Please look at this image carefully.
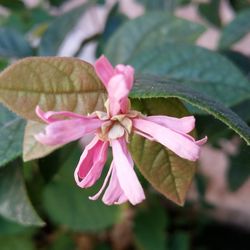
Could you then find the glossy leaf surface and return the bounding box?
[105,12,205,64]
[131,76,250,145]
[129,43,250,107]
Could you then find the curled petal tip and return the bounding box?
[35,106,48,123]
[196,136,208,146]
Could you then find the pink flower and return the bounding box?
[35,55,207,205]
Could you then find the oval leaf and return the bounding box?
[23,121,61,162]
[132,76,250,145]
[105,11,205,64]
[130,98,197,206]
[0,57,106,121]
[129,43,250,107]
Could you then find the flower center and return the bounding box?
[95,110,140,142]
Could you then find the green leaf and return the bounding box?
[232,100,250,123]
[48,233,76,250]
[104,11,205,64]
[38,143,77,183]
[135,0,176,10]
[229,0,250,12]
[43,145,121,232]
[132,76,250,145]
[130,98,197,205]
[134,199,168,250]
[219,8,250,49]
[170,232,190,250]
[44,180,120,231]
[198,0,221,27]
[222,50,250,77]
[0,57,106,121]
[228,143,250,191]
[0,59,8,71]
[129,43,250,107]
[3,8,51,34]
[39,4,88,56]
[0,216,30,235]
[0,104,25,167]
[0,28,33,58]
[0,161,44,226]
[0,0,25,10]
[0,235,35,250]
[23,121,61,162]
[48,0,69,7]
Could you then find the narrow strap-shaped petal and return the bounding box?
[146,115,195,134]
[112,138,145,205]
[94,55,114,88]
[133,118,202,161]
[74,136,109,188]
[102,161,128,205]
[35,118,102,146]
[89,163,113,201]
[36,106,93,123]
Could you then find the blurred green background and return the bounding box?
[0,0,250,249]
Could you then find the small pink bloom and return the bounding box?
[35,55,207,205]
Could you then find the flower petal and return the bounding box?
[102,161,128,205]
[108,74,131,115]
[108,74,134,115]
[74,136,109,188]
[112,138,145,205]
[196,136,208,146]
[146,115,195,134]
[94,55,114,88]
[89,163,113,201]
[35,117,102,146]
[133,118,203,161]
[114,64,134,90]
[36,106,94,123]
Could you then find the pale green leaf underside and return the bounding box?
[105,11,205,64]
[129,43,250,107]
[130,98,196,205]
[0,162,44,226]
[132,76,250,145]
[0,57,106,122]
[23,121,61,162]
